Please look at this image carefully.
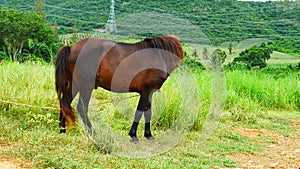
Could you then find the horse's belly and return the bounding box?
[96,72,134,93]
[97,66,168,93]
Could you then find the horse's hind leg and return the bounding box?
[77,88,94,135]
[59,86,78,133]
[59,111,66,133]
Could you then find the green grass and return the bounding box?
[226,70,299,110]
[0,61,299,168]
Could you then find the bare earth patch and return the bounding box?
[0,159,22,169]
[227,121,300,169]
[0,144,28,169]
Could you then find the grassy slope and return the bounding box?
[0,61,299,168]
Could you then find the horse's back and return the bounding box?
[68,38,116,65]
[67,38,118,89]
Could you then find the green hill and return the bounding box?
[0,0,299,55]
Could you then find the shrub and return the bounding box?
[183,57,205,71]
[225,61,248,70]
[210,49,227,69]
[0,51,7,61]
[231,43,272,69]
[0,9,60,62]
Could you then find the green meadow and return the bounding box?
[0,58,299,168]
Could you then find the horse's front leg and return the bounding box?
[128,109,143,143]
[144,90,154,140]
[128,91,154,143]
[144,107,154,140]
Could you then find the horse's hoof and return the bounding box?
[130,137,139,144]
[146,136,155,141]
[87,129,97,137]
[60,128,66,133]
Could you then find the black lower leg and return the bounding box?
[59,111,66,133]
[128,122,139,138]
[144,122,154,139]
[128,109,143,138]
[144,107,154,139]
[59,88,78,134]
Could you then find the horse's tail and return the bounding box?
[55,46,76,127]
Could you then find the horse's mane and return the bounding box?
[133,35,184,60]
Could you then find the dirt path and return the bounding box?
[228,120,300,168]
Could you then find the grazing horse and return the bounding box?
[55,35,184,143]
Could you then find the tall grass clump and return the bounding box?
[0,61,56,105]
[225,69,299,123]
[227,70,298,110]
[0,61,58,130]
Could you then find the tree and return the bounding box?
[202,47,208,59]
[228,41,233,54]
[71,20,78,42]
[232,43,272,69]
[192,49,198,58]
[34,0,46,20]
[0,9,59,62]
[210,49,227,69]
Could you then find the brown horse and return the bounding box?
[55,35,184,143]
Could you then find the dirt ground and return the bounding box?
[0,159,22,169]
[0,144,30,169]
[0,121,299,169]
[228,120,300,169]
